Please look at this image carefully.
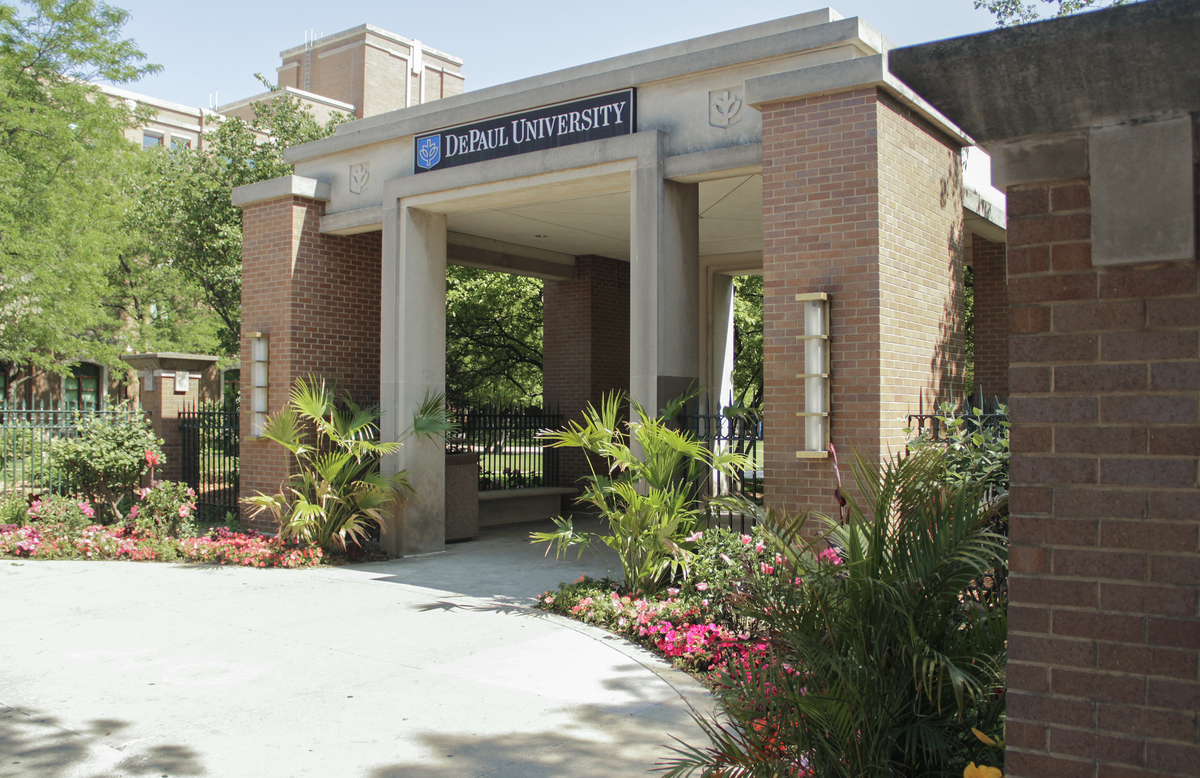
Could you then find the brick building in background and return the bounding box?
[892,1,1200,775]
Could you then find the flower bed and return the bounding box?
[0,520,324,568]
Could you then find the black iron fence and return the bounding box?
[178,405,239,522]
[1,403,145,497]
[676,412,764,533]
[447,406,562,491]
[906,395,1008,441]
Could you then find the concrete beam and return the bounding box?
[446,241,575,281]
[888,0,1200,143]
[990,134,1088,188]
[320,205,383,235]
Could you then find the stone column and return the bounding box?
[630,147,701,414]
[710,273,737,410]
[379,201,447,556]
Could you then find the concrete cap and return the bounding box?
[231,175,332,207]
[119,352,220,372]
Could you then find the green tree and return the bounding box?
[976,0,1128,26]
[730,274,763,412]
[0,0,158,386]
[130,78,348,355]
[445,266,543,407]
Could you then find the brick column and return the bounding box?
[1004,177,1200,778]
[543,255,630,500]
[239,193,382,533]
[760,87,965,520]
[972,233,1010,399]
[139,373,198,484]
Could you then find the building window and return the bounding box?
[142,131,163,149]
[795,293,830,458]
[65,363,101,410]
[170,136,191,151]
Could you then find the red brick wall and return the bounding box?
[1005,177,1200,778]
[761,87,964,521]
[543,255,630,500]
[973,234,1010,399]
[239,196,382,531]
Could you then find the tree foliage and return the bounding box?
[0,0,157,374]
[130,78,348,355]
[731,274,763,413]
[445,265,543,407]
[976,0,1127,26]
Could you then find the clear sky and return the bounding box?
[106,0,1000,110]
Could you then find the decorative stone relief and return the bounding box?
[349,163,370,194]
[709,87,744,129]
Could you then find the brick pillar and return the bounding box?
[972,233,1010,399]
[239,194,382,533]
[1004,178,1200,778]
[543,255,630,502]
[760,87,965,520]
[139,372,200,484]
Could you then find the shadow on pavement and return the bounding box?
[0,705,204,777]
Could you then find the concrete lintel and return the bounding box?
[990,134,1088,188]
[232,175,331,208]
[744,53,973,146]
[1091,115,1195,266]
[664,143,762,182]
[447,242,576,281]
[963,186,1007,243]
[382,130,661,207]
[286,14,881,163]
[320,205,383,235]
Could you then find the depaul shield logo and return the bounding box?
[416,135,441,170]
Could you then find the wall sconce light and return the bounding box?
[248,332,268,437]
[795,293,830,458]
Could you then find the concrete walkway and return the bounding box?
[0,519,713,777]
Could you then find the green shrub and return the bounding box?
[243,377,455,551]
[662,448,1008,777]
[49,405,162,523]
[0,494,29,526]
[531,391,752,595]
[130,480,197,540]
[24,494,97,534]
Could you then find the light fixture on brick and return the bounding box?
[795,293,830,458]
[248,333,269,437]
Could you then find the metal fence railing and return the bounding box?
[906,395,1008,441]
[446,406,562,491]
[676,412,764,533]
[178,405,240,522]
[0,403,146,497]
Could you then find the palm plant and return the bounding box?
[660,448,1008,777]
[531,391,751,595]
[243,377,455,551]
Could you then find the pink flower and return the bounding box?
[740,534,752,545]
[144,450,160,466]
[761,563,775,575]
[667,587,680,596]
[178,506,190,518]
[719,553,732,565]
[685,531,703,542]
[128,505,139,519]
[755,541,765,553]
[78,502,95,518]
[696,582,709,592]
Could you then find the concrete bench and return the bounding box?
[477,487,577,527]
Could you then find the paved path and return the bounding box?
[0,519,713,777]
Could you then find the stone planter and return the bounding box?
[444,453,480,542]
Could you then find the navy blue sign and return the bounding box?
[414,89,636,174]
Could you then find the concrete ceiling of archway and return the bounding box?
[445,174,762,261]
